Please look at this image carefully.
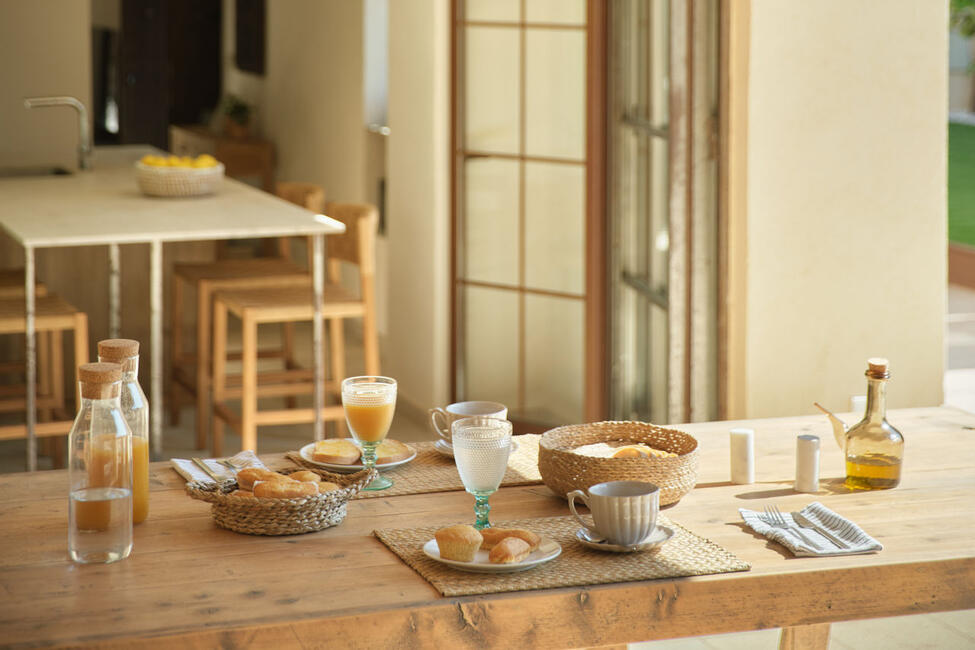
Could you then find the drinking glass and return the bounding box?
[341,376,397,491]
[451,417,513,529]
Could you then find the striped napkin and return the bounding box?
[739,502,883,557]
[170,450,265,484]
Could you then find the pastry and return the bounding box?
[479,527,541,552]
[253,479,318,498]
[434,524,483,562]
[289,470,322,483]
[237,467,290,490]
[612,444,676,459]
[376,439,412,464]
[489,537,531,564]
[318,481,342,492]
[313,439,361,465]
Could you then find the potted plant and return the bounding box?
[221,94,253,139]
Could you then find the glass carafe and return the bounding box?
[68,362,133,564]
[844,358,904,490]
[98,339,149,523]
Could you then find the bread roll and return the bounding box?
[612,444,676,459]
[479,528,541,551]
[229,489,255,498]
[253,479,318,498]
[434,524,483,562]
[289,470,322,483]
[237,468,290,490]
[313,439,361,465]
[376,439,412,464]
[318,481,341,492]
[489,537,531,564]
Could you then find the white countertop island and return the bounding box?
[0,145,344,469]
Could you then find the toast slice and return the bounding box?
[313,438,361,465]
[376,439,412,464]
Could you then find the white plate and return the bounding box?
[575,525,674,553]
[298,441,416,474]
[423,535,561,573]
[433,438,519,459]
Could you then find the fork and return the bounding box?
[217,458,241,475]
[763,505,819,549]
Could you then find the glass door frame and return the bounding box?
[448,0,609,429]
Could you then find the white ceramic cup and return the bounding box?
[428,401,507,444]
[567,481,660,547]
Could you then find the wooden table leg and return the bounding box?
[779,623,831,650]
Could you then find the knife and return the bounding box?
[792,510,850,549]
[192,457,223,482]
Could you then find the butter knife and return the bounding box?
[192,457,222,482]
[792,510,850,549]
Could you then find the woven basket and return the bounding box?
[538,421,699,506]
[135,162,225,197]
[185,466,375,535]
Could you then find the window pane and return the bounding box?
[525,28,585,160]
[526,0,586,25]
[524,294,584,424]
[465,26,520,154]
[462,286,520,408]
[465,0,519,23]
[464,158,520,285]
[524,161,585,294]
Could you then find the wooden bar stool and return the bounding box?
[0,294,89,463]
[210,202,379,455]
[168,182,325,450]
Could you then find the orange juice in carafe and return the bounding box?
[98,340,149,524]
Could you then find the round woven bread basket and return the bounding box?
[185,466,375,535]
[135,162,224,197]
[538,421,699,506]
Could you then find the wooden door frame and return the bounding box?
[448,1,609,429]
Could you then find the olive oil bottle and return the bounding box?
[844,358,904,490]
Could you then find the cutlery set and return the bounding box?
[761,505,849,550]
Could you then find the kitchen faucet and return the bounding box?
[24,96,92,170]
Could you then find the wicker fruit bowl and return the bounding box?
[135,161,225,197]
[538,421,699,506]
[185,466,375,535]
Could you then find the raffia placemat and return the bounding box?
[374,514,750,597]
[285,434,542,500]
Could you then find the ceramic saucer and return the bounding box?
[575,525,675,553]
[433,438,519,459]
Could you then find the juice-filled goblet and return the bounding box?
[452,416,512,529]
[341,376,397,491]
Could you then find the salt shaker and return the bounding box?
[795,434,820,493]
[730,428,755,484]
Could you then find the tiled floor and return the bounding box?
[1,290,973,648]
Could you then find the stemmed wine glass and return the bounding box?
[451,416,513,529]
[341,376,397,491]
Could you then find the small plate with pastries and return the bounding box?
[422,524,561,573]
[299,438,416,473]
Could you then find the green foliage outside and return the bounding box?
[950,123,975,247]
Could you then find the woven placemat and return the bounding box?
[374,514,750,597]
[285,435,542,500]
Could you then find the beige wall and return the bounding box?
[221,0,366,202]
[728,0,947,418]
[0,0,92,171]
[385,0,451,410]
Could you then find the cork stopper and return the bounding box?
[866,357,890,379]
[97,339,139,361]
[79,362,122,399]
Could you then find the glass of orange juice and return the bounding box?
[341,376,397,491]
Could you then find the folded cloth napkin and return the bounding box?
[170,450,266,484]
[739,502,883,557]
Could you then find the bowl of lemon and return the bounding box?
[135,154,225,197]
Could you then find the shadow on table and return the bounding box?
[694,478,851,500]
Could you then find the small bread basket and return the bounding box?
[185,466,375,535]
[538,421,699,506]
[135,162,225,197]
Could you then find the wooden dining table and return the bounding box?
[1,406,973,648]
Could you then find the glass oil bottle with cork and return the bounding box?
[97,339,149,524]
[816,357,904,490]
[68,362,133,564]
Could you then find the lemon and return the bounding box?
[140,155,164,166]
[166,155,182,167]
[179,156,195,167]
[193,154,218,168]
